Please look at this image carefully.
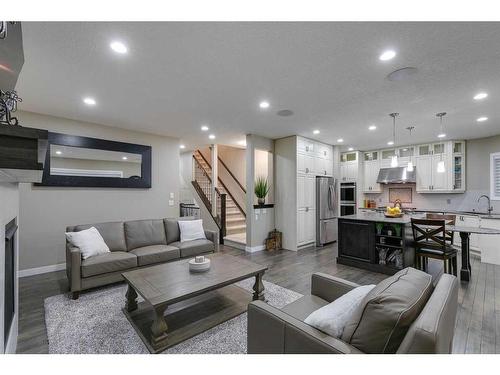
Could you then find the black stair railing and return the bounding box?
[192,154,226,244]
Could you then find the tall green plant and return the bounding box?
[254,177,270,199]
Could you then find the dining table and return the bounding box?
[447,224,500,282]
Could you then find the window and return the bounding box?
[491,152,500,200]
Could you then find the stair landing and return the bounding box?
[224,232,246,251]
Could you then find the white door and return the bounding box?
[305,209,316,243]
[453,215,484,251]
[297,152,306,174]
[297,174,306,209]
[479,219,500,265]
[305,175,316,208]
[314,156,326,176]
[363,161,380,192]
[431,156,448,191]
[416,156,432,191]
[325,158,333,176]
[297,209,306,245]
[346,163,358,181]
[340,164,348,182]
[363,162,372,192]
[305,154,315,174]
[459,215,480,251]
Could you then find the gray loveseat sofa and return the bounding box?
[248,268,458,354]
[66,217,218,299]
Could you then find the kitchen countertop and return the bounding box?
[342,213,500,233]
[341,212,416,224]
[358,207,500,220]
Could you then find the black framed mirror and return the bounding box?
[36,132,152,188]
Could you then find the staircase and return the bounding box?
[193,150,246,238]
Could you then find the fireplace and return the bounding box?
[4,218,17,350]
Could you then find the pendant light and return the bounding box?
[405,126,415,172]
[389,113,399,167]
[436,112,447,139]
[436,112,446,173]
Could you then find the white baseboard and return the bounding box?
[245,245,265,253]
[19,263,66,278]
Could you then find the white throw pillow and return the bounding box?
[178,219,206,242]
[65,227,110,260]
[304,284,376,338]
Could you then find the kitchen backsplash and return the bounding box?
[363,184,499,213]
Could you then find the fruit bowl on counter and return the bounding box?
[384,206,403,218]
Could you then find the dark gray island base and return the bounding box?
[337,213,415,275]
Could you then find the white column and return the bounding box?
[211,144,218,216]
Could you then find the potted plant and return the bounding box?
[254,177,270,206]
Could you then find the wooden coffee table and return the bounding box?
[122,253,267,353]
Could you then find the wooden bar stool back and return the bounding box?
[426,213,456,244]
[411,218,457,276]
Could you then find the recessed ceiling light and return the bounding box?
[313,129,320,135]
[201,125,209,131]
[110,41,128,54]
[55,150,62,155]
[387,141,394,146]
[437,133,446,138]
[122,156,128,160]
[237,140,246,146]
[477,116,488,122]
[209,134,216,140]
[83,97,96,106]
[379,50,396,61]
[348,147,354,151]
[179,144,186,149]
[337,138,344,143]
[473,92,488,100]
[369,125,377,131]
[259,101,270,109]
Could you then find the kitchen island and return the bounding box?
[337,212,417,275]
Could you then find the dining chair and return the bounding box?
[411,218,458,276]
[426,213,456,245]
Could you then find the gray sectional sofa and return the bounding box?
[247,268,458,354]
[66,217,218,299]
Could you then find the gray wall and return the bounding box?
[0,182,19,353]
[362,135,500,212]
[17,111,181,271]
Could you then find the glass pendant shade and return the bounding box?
[437,160,446,173]
[390,155,398,167]
[407,161,414,172]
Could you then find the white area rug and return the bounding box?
[44,279,302,354]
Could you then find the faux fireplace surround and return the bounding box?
[4,218,17,351]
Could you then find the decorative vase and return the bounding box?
[258,197,265,206]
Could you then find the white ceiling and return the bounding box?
[16,22,500,151]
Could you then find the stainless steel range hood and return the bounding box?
[376,167,416,184]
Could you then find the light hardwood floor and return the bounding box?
[16,243,500,353]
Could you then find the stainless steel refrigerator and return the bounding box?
[316,176,338,246]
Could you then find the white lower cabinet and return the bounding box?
[297,208,315,246]
[480,219,500,265]
[456,215,480,251]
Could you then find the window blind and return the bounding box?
[492,153,500,200]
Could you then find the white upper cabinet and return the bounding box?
[415,155,432,191]
[363,140,465,194]
[340,151,358,182]
[297,136,333,177]
[363,160,381,193]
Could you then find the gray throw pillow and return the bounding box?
[341,267,434,353]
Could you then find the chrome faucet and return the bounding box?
[477,195,493,215]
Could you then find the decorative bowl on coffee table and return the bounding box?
[189,256,211,272]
